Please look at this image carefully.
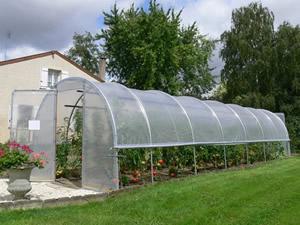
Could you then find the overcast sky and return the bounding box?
[1,0,300,76]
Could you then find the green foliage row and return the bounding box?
[118,143,285,172]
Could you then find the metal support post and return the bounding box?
[150,150,154,184]
[223,146,227,169]
[246,144,249,165]
[193,147,197,175]
[263,143,267,162]
[286,141,291,157]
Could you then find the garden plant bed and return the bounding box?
[120,159,271,188]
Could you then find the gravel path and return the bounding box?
[0,179,101,202]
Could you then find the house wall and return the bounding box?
[0,54,97,142]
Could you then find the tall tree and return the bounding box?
[220,2,276,110]
[98,1,214,96]
[275,22,300,111]
[274,22,300,149]
[219,2,300,151]
[66,32,101,74]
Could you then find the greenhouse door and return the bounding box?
[10,90,57,181]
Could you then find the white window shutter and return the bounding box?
[61,71,69,80]
[40,68,48,88]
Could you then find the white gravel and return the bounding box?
[0,179,101,202]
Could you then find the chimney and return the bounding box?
[98,56,106,82]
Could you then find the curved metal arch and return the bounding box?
[225,104,248,141]
[57,77,119,147]
[250,108,279,139]
[34,90,57,120]
[198,100,225,142]
[175,96,225,144]
[255,109,278,134]
[205,100,247,141]
[260,109,289,139]
[142,90,178,142]
[243,107,265,139]
[112,83,153,145]
[65,94,83,141]
[149,90,195,142]
[87,82,119,146]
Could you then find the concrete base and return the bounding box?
[0,179,106,210]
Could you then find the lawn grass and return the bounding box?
[0,157,300,225]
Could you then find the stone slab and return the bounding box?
[0,179,105,211]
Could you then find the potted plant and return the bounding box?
[0,141,47,200]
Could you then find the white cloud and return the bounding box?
[170,0,300,76]
[0,0,144,60]
[2,0,300,76]
[171,0,300,39]
[181,0,232,38]
[260,0,300,27]
[5,46,43,59]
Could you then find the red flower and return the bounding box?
[170,173,176,177]
[0,149,5,158]
[158,159,164,165]
[40,159,47,167]
[21,145,33,154]
[32,152,41,159]
[40,151,48,157]
[1,142,48,170]
[8,141,20,148]
[131,177,139,183]
[152,169,158,176]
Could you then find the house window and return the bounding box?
[40,68,69,89]
[48,69,61,88]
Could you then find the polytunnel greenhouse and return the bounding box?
[9,77,290,191]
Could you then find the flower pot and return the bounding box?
[7,166,34,200]
[8,166,33,183]
[7,179,32,200]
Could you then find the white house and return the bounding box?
[0,50,103,142]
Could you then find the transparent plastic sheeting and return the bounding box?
[10,90,56,181]
[57,78,289,149]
